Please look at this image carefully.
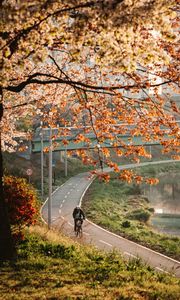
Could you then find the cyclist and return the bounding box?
[72,206,85,232]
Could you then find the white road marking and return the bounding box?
[87,218,180,267]
[64,195,67,198]
[59,209,61,214]
[68,222,73,227]
[52,187,60,195]
[61,216,64,220]
[62,199,65,203]
[67,191,70,194]
[124,252,137,258]
[155,267,170,274]
[60,204,63,208]
[99,240,112,247]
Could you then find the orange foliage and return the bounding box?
[0,0,179,185]
[3,176,39,242]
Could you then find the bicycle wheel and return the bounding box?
[78,226,82,238]
[75,220,82,237]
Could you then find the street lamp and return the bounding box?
[48,127,52,229]
[64,124,67,177]
[40,122,44,200]
[64,143,67,177]
[97,143,104,169]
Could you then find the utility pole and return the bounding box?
[40,123,44,200]
[48,127,52,229]
[64,125,67,177]
[65,146,67,177]
[149,145,152,160]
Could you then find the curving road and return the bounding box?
[41,161,180,277]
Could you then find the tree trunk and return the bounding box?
[0,98,16,261]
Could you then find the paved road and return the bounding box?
[41,161,180,277]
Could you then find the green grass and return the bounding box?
[0,225,180,300]
[134,161,180,177]
[82,166,180,261]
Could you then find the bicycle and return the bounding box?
[75,219,83,237]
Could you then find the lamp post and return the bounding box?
[48,127,52,229]
[150,145,152,160]
[40,122,44,200]
[64,145,67,177]
[64,124,67,177]
[97,143,104,169]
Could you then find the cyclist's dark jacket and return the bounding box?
[73,207,85,220]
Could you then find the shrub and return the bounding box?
[3,176,39,242]
[128,209,151,223]
[148,207,155,213]
[39,243,76,259]
[121,220,131,228]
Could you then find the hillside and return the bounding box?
[0,225,180,300]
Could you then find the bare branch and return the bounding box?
[4,71,173,94]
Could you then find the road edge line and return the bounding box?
[86,218,180,265]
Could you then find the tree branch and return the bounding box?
[4,71,173,94]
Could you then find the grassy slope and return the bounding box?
[0,225,180,300]
[2,154,180,298]
[82,164,180,261]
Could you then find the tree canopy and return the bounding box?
[1,0,179,165]
[0,0,179,260]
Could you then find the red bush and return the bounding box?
[3,176,39,241]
